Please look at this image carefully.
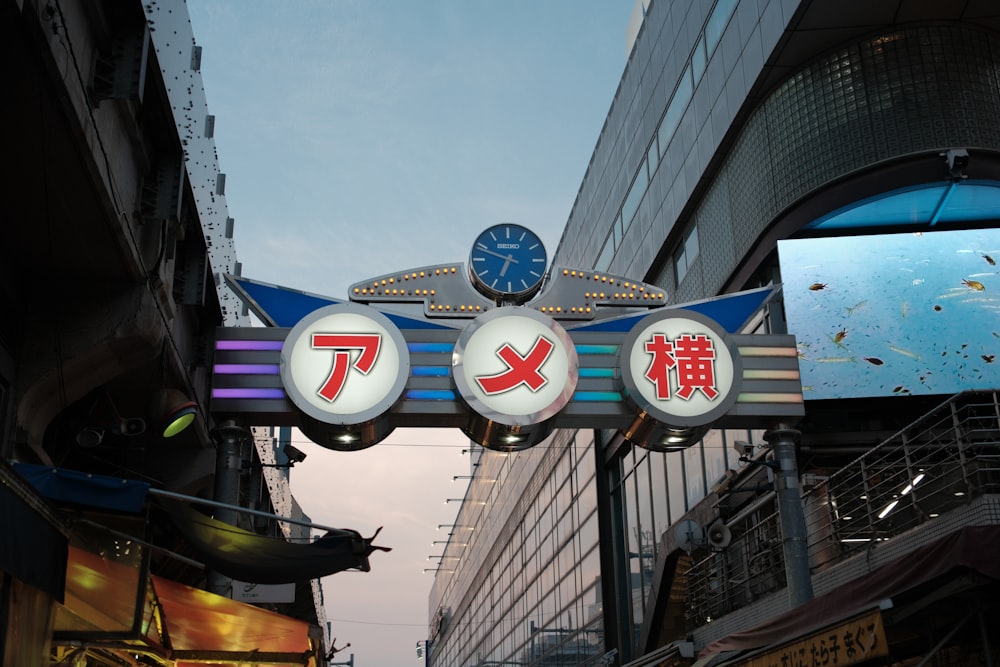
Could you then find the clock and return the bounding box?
[469,224,548,302]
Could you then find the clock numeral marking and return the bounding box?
[490,278,499,289]
[507,281,513,293]
[529,270,541,278]
[531,258,545,263]
[528,242,539,250]
[520,279,529,289]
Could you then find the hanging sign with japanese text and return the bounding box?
[619,309,741,428]
[452,308,578,449]
[279,303,409,448]
[214,231,803,453]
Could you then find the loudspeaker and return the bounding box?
[707,521,732,549]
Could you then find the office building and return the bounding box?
[428,1,1000,666]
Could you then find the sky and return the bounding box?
[186,2,633,665]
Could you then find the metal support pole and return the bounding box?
[765,424,814,608]
[208,420,248,596]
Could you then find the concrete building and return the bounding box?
[1,1,331,664]
[428,1,1000,666]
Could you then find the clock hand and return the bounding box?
[478,247,520,263]
[499,255,513,277]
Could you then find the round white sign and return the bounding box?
[453,308,578,426]
[280,304,409,425]
[620,310,741,427]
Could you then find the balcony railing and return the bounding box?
[685,390,1000,629]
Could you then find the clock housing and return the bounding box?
[469,224,547,303]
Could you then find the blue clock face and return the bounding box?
[469,224,547,301]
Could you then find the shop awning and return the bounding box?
[150,574,318,666]
[14,462,389,584]
[0,459,68,600]
[56,541,320,665]
[698,524,1000,662]
[13,461,149,513]
[154,496,389,584]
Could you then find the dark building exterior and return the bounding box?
[428,2,1000,666]
[2,1,330,664]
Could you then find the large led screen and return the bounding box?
[778,229,1000,400]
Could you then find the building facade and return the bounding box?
[1,1,331,664]
[428,1,1000,665]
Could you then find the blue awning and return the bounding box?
[13,462,149,513]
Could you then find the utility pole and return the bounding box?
[765,423,814,608]
[208,420,248,597]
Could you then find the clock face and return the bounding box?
[469,224,547,301]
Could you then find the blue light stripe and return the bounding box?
[412,366,450,377]
[573,391,623,402]
[575,344,619,355]
[579,368,615,379]
[406,389,457,400]
[408,342,454,354]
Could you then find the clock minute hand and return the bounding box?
[477,247,521,263]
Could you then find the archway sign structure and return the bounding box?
[213,224,803,452]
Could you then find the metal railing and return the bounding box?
[685,391,1000,628]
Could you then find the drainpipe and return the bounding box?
[765,423,814,608]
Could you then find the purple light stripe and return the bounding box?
[216,340,284,351]
[213,364,280,375]
[212,388,286,399]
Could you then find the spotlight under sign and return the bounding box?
[452,307,578,451]
[279,303,409,450]
[212,226,803,452]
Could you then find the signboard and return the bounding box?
[735,609,888,667]
[620,310,741,427]
[231,580,296,604]
[452,308,578,449]
[779,228,1000,400]
[213,227,803,452]
[281,303,409,424]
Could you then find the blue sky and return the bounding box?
[187,2,633,665]
[191,1,632,299]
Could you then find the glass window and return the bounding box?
[646,137,659,180]
[621,171,646,229]
[684,441,707,508]
[625,478,644,625]
[667,450,688,519]
[692,35,707,82]
[657,64,693,155]
[635,455,656,590]
[674,223,700,283]
[703,429,728,493]
[596,234,614,272]
[705,0,737,54]
[650,452,670,546]
[686,224,700,259]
